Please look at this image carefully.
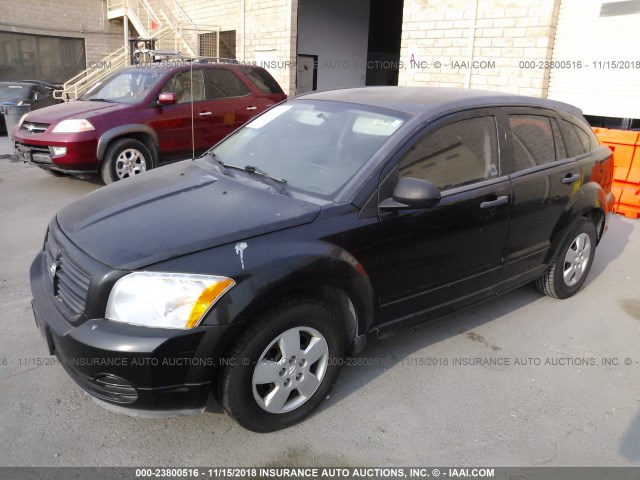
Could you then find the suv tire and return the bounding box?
[101,138,153,184]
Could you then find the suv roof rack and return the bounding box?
[189,57,239,64]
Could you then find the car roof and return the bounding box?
[296,86,584,119]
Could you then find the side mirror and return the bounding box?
[379,177,441,211]
[157,92,177,105]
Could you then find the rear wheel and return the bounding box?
[220,298,344,432]
[101,138,152,184]
[536,218,597,299]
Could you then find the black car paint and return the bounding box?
[30,87,613,413]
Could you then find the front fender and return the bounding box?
[97,124,159,162]
[149,237,376,340]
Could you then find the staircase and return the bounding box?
[54,0,216,100]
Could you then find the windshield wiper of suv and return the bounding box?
[87,98,118,103]
[205,151,288,195]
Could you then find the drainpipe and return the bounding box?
[241,0,245,61]
[464,0,478,89]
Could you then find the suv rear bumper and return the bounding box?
[30,250,236,414]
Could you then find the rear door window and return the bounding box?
[508,115,556,171]
[204,69,250,99]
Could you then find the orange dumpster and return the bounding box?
[592,127,640,219]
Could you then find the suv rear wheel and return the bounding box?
[220,298,344,432]
[101,138,153,184]
[536,218,597,299]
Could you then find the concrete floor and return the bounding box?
[0,134,639,467]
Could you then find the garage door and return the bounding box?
[548,0,640,118]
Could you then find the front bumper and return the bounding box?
[13,129,99,172]
[30,248,237,414]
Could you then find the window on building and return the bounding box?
[0,31,85,82]
[199,31,236,59]
[509,115,556,170]
[399,116,499,190]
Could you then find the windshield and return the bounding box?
[81,70,165,103]
[212,101,407,197]
[0,83,31,100]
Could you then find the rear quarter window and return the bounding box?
[559,119,590,157]
[240,67,284,95]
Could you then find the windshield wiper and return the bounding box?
[87,98,118,103]
[205,151,288,195]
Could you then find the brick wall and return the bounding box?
[1,0,123,70]
[151,0,297,96]
[399,0,561,98]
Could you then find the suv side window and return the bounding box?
[509,115,556,171]
[240,67,284,94]
[398,116,499,190]
[204,69,250,99]
[161,70,205,103]
[559,119,587,157]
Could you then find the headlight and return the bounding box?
[52,119,95,133]
[105,272,234,329]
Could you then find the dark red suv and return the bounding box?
[12,63,286,183]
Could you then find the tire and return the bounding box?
[100,138,153,184]
[220,297,344,432]
[536,218,597,299]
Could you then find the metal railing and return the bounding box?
[54,0,219,100]
[53,46,128,100]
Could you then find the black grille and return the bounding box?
[15,142,51,155]
[21,122,50,134]
[45,229,91,318]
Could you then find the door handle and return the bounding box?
[561,173,580,185]
[480,195,509,209]
[199,111,212,117]
[246,106,257,111]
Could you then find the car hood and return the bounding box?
[23,100,128,124]
[56,160,321,270]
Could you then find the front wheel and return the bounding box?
[100,138,153,184]
[220,298,344,432]
[536,218,597,299]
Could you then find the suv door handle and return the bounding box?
[561,173,580,185]
[199,111,212,117]
[480,195,509,209]
[246,106,257,111]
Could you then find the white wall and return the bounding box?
[297,0,370,91]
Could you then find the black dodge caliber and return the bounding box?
[31,87,614,432]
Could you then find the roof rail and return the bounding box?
[189,57,239,64]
